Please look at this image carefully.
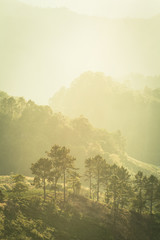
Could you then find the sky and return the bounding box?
[0,0,160,105]
[21,0,160,18]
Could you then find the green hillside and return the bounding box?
[1,175,160,240]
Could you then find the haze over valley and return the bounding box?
[1,1,160,239]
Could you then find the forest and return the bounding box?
[1,0,160,239]
[50,71,160,165]
[0,90,160,239]
[0,90,125,175]
[0,144,160,239]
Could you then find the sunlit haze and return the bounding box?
[0,0,160,104]
[1,2,160,237]
[21,0,160,18]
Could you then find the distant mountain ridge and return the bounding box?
[1,0,160,104]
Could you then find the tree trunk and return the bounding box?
[97,169,99,202]
[139,189,142,215]
[54,178,57,200]
[43,177,46,202]
[64,170,66,202]
[150,196,153,215]
[113,184,117,224]
[90,175,92,199]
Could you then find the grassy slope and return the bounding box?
[110,154,160,177]
[1,176,160,240]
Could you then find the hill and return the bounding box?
[111,154,160,177]
[0,90,124,175]
[0,90,160,177]
[1,188,160,240]
[50,71,160,166]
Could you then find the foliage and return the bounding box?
[0,91,124,176]
[11,174,28,196]
[31,158,52,201]
[50,72,160,166]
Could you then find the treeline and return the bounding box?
[0,90,125,175]
[31,144,160,218]
[1,145,160,239]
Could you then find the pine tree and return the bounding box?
[68,170,81,196]
[133,171,146,214]
[103,163,111,205]
[47,145,63,200]
[145,174,158,215]
[12,174,28,197]
[108,165,131,222]
[84,157,94,199]
[117,166,131,209]
[47,145,76,202]
[59,147,76,202]
[92,155,106,202]
[31,158,52,202]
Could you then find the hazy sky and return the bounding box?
[0,0,160,105]
[21,0,160,18]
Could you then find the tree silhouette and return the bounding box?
[59,147,76,202]
[47,145,63,200]
[12,174,28,197]
[31,158,52,202]
[92,155,106,202]
[68,170,81,196]
[133,171,146,214]
[145,175,158,215]
[84,157,94,199]
[47,145,76,202]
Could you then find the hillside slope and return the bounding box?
[110,154,160,177]
[50,72,160,166]
[0,90,160,178]
[0,91,124,175]
[1,191,160,240]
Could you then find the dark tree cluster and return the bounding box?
[31,145,80,202]
[84,155,160,218]
[30,145,160,219]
